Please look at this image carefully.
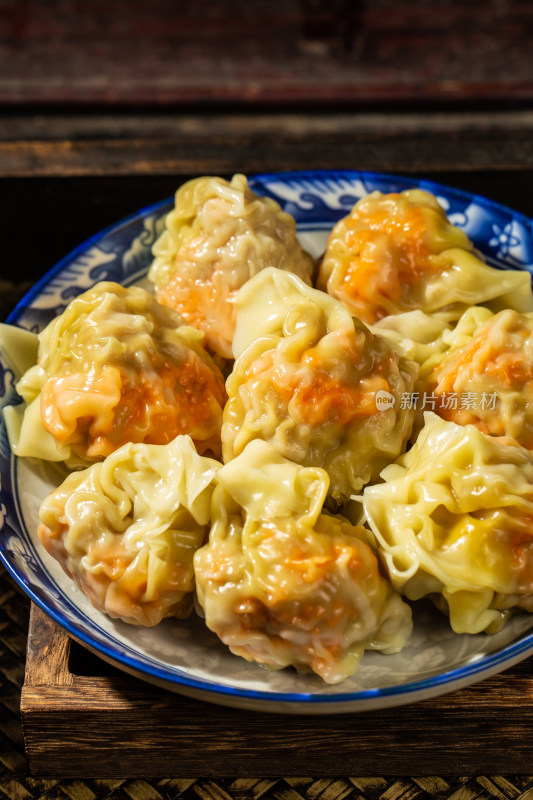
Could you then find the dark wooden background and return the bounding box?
[0,0,532,291]
[1,0,532,106]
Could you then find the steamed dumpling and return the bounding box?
[363,412,533,634]
[194,440,412,684]
[148,174,315,359]
[370,309,452,374]
[38,435,220,626]
[223,268,418,504]
[424,308,533,448]
[318,189,532,324]
[6,282,227,466]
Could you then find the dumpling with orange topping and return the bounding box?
[424,307,533,448]
[194,440,413,684]
[5,282,227,467]
[317,189,533,324]
[222,268,417,505]
[148,174,315,359]
[363,413,533,634]
[38,435,220,626]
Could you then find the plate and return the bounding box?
[2,169,533,714]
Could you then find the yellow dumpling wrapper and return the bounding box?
[194,440,412,684]
[5,282,227,467]
[318,189,533,324]
[424,307,533,448]
[223,267,418,504]
[38,435,220,626]
[148,174,315,359]
[363,412,533,634]
[370,309,452,376]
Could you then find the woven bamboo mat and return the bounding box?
[2,565,533,798]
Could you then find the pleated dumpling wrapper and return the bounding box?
[38,435,220,626]
[424,307,533,448]
[148,174,315,359]
[194,440,413,684]
[363,412,533,634]
[223,267,418,505]
[369,310,452,376]
[4,282,227,468]
[318,189,533,324]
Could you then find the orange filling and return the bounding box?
[41,354,227,460]
[437,334,533,391]
[431,323,533,445]
[246,331,393,428]
[156,266,235,357]
[331,201,436,322]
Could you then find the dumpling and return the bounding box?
[38,435,220,626]
[5,282,227,466]
[194,440,413,684]
[148,174,315,359]
[426,308,533,448]
[223,267,418,504]
[370,309,452,374]
[363,412,533,634]
[317,189,533,324]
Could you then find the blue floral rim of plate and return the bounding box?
[0,169,532,713]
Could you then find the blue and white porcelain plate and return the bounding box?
[1,170,533,714]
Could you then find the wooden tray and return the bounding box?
[21,603,533,778]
